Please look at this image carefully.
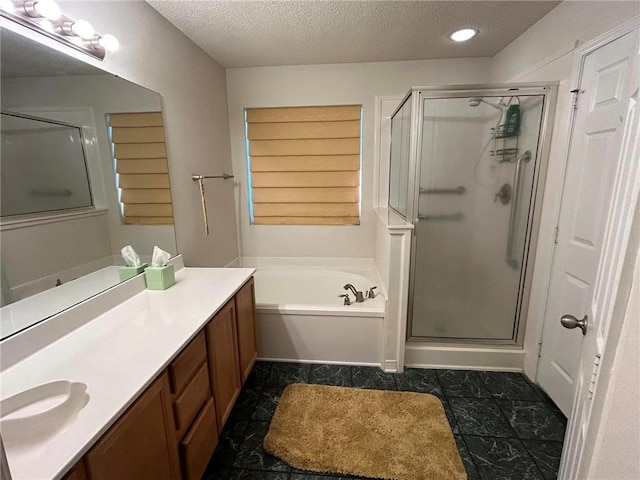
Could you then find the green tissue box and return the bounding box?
[119,263,148,281]
[144,264,176,290]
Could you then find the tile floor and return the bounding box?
[203,362,567,480]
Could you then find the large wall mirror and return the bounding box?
[0,28,177,340]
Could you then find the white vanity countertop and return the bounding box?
[0,267,255,480]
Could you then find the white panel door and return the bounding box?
[537,27,639,421]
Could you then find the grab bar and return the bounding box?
[506,151,531,269]
[419,186,466,195]
[417,213,464,221]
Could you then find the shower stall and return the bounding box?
[389,84,556,345]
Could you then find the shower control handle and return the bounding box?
[560,314,588,335]
[338,294,351,306]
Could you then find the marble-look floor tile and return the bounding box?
[231,387,262,421]
[266,362,311,387]
[252,387,283,422]
[227,469,290,480]
[522,440,563,480]
[209,419,250,467]
[498,400,566,441]
[245,362,273,387]
[203,466,230,480]
[437,370,492,398]
[464,435,544,480]
[351,366,396,390]
[233,421,291,472]
[309,364,352,386]
[395,368,442,396]
[454,435,480,480]
[441,397,459,434]
[449,397,515,437]
[478,372,543,401]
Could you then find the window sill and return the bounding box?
[0,207,108,232]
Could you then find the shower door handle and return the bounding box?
[505,150,531,269]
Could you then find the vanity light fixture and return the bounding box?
[0,0,119,60]
[95,33,119,52]
[61,19,94,40]
[449,28,478,42]
[24,0,60,20]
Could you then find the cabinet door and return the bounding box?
[85,372,180,480]
[235,277,258,384]
[205,299,241,431]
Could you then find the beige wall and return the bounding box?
[226,58,491,258]
[491,1,640,82]
[24,1,239,266]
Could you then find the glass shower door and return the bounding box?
[410,94,545,341]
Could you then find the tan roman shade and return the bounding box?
[108,112,174,225]
[246,105,361,225]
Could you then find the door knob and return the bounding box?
[560,314,588,335]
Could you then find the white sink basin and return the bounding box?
[0,381,89,455]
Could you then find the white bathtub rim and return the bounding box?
[241,256,376,270]
[256,303,385,317]
[242,256,388,300]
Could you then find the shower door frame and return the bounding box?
[395,83,558,346]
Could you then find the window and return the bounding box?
[245,105,361,225]
[107,112,174,225]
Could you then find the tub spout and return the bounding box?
[344,284,364,303]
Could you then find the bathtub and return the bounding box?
[249,264,386,366]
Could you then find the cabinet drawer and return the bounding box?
[173,362,210,435]
[169,331,206,394]
[180,398,218,480]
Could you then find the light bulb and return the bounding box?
[33,0,60,20]
[98,34,119,52]
[449,28,478,42]
[71,19,94,39]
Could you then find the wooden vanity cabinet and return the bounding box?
[84,371,181,480]
[61,461,87,480]
[235,277,258,384]
[205,299,241,431]
[66,276,257,480]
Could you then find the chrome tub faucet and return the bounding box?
[344,284,364,303]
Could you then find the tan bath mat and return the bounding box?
[263,383,467,480]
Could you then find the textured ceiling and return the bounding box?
[1,29,104,78]
[147,1,560,68]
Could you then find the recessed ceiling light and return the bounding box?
[449,28,478,42]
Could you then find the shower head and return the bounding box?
[468,97,507,111]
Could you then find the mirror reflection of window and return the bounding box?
[0,112,93,217]
[106,112,174,225]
